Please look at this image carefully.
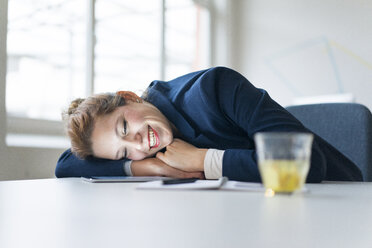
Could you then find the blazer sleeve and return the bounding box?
[55,149,127,178]
[202,67,327,183]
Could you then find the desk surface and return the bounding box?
[0,178,372,248]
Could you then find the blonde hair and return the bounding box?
[63,93,126,159]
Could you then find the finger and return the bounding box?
[160,165,189,178]
[157,150,176,163]
[155,152,166,162]
[165,142,176,151]
[170,139,185,148]
[166,168,204,179]
[184,171,204,179]
[155,161,196,178]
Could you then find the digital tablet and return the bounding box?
[81,176,173,183]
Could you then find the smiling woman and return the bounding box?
[89,92,174,161]
[63,90,203,179]
[56,67,363,182]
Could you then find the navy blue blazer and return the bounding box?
[56,67,362,182]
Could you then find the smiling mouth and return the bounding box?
[148,125,159,149]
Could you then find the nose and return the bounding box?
[123,132,146,152]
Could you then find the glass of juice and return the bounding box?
[254,132,314,194]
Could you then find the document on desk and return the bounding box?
[221,181,265,192]
[137,177,265,191]
[137,177,228,190]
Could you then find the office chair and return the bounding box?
[286,103,372,182]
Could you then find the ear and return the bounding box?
[116,91,142,103]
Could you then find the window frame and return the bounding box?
[4,0,212,145]
[0,0,8,145]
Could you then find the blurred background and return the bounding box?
[0,0,371,180]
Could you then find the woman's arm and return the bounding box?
[55,149,203,178]
[55,149,128,178]
[131,157,204,178]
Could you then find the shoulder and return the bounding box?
[195,66,254,91]
[171,66,259,99]
[147,66,246,92]
[191,67,264,108]
[145,66,264,108]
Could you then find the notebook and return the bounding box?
[81,176,173,183]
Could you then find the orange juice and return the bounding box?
[259,160,309,193]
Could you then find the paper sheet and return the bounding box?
[221,181,265,192]
[137,177,227,190]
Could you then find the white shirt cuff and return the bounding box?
[123,160,133,176]
[204,149,225,179]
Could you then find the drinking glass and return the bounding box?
[254,132,314,193]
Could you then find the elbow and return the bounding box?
[55,160,68,178]
[55,149,73,178]
[55,161,68,178]
[55,167,64,178]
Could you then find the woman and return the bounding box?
[56,67,362,182]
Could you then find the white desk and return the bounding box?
[0,178,372,248]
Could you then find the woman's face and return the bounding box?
[91,101,174,160]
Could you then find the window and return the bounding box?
[94,0,210,94]
[165,0,210,80]
[94,0,162,94]
[6,0,87,121]
[6,0,211,132]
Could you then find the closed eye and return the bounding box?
[123,119,127,135]
[123,148,127,159]
[121,118,128,159]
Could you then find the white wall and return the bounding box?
[230,0,372,109]
[2,147,65,180]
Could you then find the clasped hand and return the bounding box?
[131,139,207,179]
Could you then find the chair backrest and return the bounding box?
[286,103,372,181]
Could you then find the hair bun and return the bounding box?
[67,98,85,115]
